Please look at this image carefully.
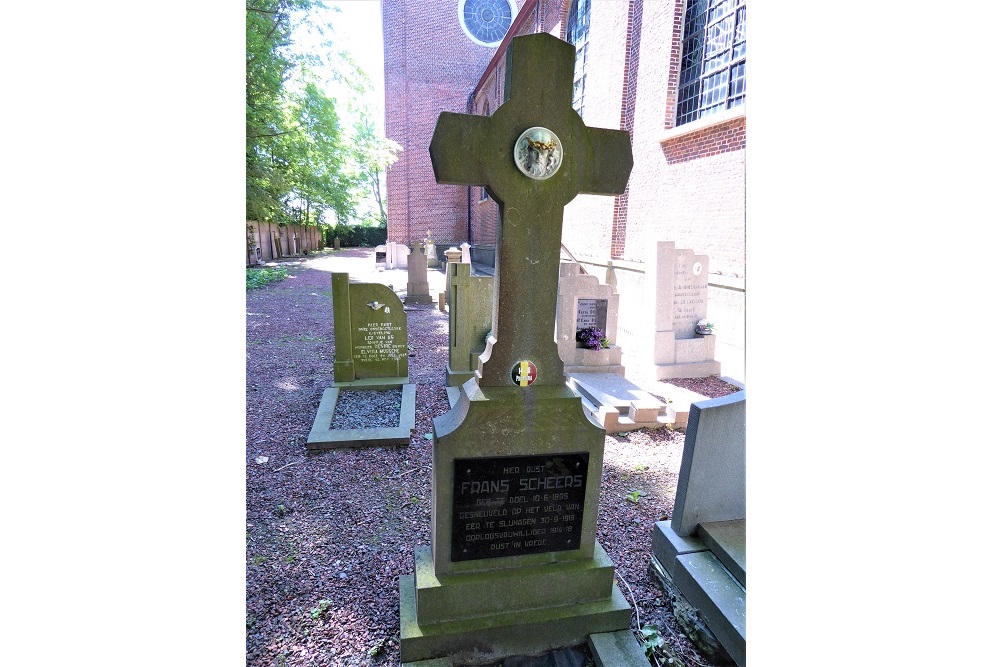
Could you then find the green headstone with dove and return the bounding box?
[398,33,641,665]
[306,272,415,452]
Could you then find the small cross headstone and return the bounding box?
[399,33,634,664]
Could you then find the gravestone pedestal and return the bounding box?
[406,241,434,305]
[399,383,632,664]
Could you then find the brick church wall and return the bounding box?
[383,1,526,247]
[383,0,746,377]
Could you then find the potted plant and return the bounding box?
[695,319,715,335]
[576,327,610,351]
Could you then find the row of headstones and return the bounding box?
[334,237,722,433]
[445,241,721,385]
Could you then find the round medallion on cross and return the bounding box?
[514,127,563,181]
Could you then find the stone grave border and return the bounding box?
[306,378,416,452]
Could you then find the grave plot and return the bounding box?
[307,272,416,451]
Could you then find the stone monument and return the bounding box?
[618,241,721,379]
[405,241,434,305]
[398,33,644,666]
[444,263,493,387]
[307,272,415,451]
[423,230,438,268]
[442,246,463,307]
[556,261,623,376]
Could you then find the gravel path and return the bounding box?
[246,248,741,667]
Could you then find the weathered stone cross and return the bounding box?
[429,33,632,388]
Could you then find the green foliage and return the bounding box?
[626,489,646,503]
[640,624,665,659]
[324,222,387,248]
[247,2,400,229]
[246,266,290,289]
[367,637,388,659]
[309,599,333,619]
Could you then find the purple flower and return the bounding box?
[576,327,606,351]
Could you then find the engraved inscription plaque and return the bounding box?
[575,298,608,332]
[451,453,589,561]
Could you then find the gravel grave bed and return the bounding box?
[246,249,741,667]
[331,389,403,429]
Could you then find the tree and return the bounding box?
[246,0,315,223]
[281,74,359,225]
[350,111,401,227]
[247,1,399,229]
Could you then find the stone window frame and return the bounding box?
[676,0,746,127]
[458,0,518,47]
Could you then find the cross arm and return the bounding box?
[428,112,493,186]
[577,127,633,196]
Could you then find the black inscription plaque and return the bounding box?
[451,452,589,562]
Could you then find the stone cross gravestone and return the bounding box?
[398,33,635,665]
[307,272,415,451]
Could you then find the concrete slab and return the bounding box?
[650,521,707,581]
[588,630,650,667]
[674,551,745,667]
[698,519,745,587]
[565,373,672,433]
[402,659,452,667]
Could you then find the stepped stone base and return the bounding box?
[445,364,476,387]
[566,373,674,433]
[400,543,632,665]
[650,520,745,667]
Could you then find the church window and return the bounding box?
[567,0,591,117]
[459,0,517,47]
[676,0,746,127]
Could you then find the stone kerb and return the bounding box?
[446,263,494,386]
[308,272,415,451]
[556,261,624,376]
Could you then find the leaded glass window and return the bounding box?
[459,0,517,47]
[567,0,591,117]
[676,0,746,126]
